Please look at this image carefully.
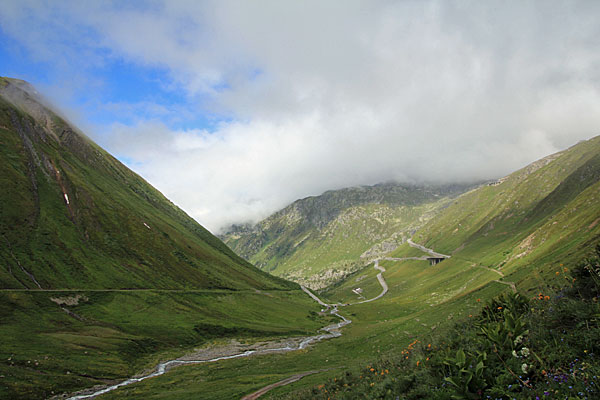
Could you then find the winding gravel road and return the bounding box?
[353,260,388,304]
[407,238,451,259]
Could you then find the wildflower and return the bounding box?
[427,344,431,348]
[512,350,519,358]
[476,298,481,302]
[556,271,560,276]
[370,368,374,372]
[544,296,550,301]
[426,357,429,361]
[385,369,389,374]
[521,363,529,374]
[514,335,523,345]
[520,347,530,357]
[563,267,568,272]
[497,306,503,310]
[469,314,473,318]
[416,361,420,367]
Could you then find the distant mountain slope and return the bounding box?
[395,135,600,286]
[0,77,293,290]
[221,183,473,288]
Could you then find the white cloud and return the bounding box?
[2,1,600,232]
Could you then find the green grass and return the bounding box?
[3,78,600,399]
[277,256,600,399]
[83,250,518,399]
[0,87,293,291]
[0,289,327,399]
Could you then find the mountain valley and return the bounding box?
[221,183,473,289]
[1,77,599,399]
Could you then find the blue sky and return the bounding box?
[0,23,227,131]
[1,1,599,232]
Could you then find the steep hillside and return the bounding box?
[222,183,472,288]
[401,136,600,285]
[0,77,292,291]
[0,78,325,399]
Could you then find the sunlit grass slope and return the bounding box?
[402,136,600,291]
[0,77,293,291]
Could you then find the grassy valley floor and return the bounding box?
[0,289,327,399]
[78,242,519,399]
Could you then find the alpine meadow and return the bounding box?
[1,2,600,399]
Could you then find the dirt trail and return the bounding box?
[470,262,504,277]
[240,262,392,398]
[493,279,517,293]
[241,370,325,400]
[63,239,458,399]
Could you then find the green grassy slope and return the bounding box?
[402,136,600,288]
[0,77,327,398]
[222,184,472,288]
[0,77,292,291]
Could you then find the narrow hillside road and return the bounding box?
[493,279,517,293]
[383,256,428,261]
[471,262,504,277]
[353,260,388,305]
[243,262,391,398]
[301,285,330,307]
[407,238,451,259]
[408,240,516,292]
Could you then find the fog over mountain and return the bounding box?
[2,1,599,232]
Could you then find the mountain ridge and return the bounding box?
[221,182,475,288]
[0,76,293,290]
